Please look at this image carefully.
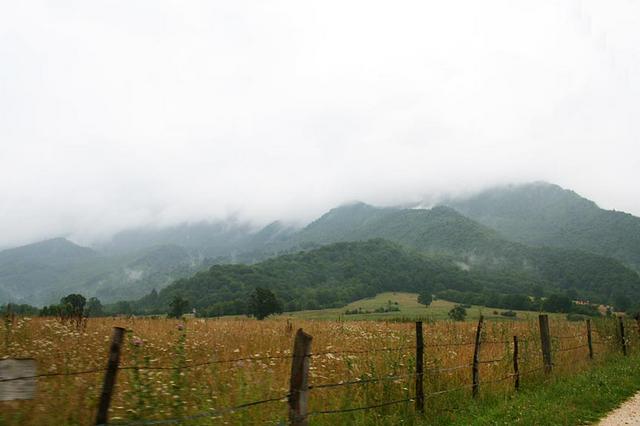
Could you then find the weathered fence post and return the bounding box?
[538,315,552,374]
[513,335,520,391]
[415,321,424,414]
[619,317,628,356]
[586,319,594,360]
[96,327,125,425]
[472,315,483,398]
[289,328,312,426]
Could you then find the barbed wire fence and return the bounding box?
[1,314,637,425]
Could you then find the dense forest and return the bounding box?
[132,239,640,317]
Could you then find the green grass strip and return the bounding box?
[429,354,640,425]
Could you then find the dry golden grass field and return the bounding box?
[1,314,636,426]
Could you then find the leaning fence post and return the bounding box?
[96,327,125,425]
[415,321,424,414]
[472,315,483,398]
[289,328,312,426]
[619,317,628,356]
[538,315,552,374]
[513,335,520,391]
[586,319,594,360]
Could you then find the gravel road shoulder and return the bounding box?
[598,392,640,425]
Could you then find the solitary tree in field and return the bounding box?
[169,296,189,318]
[60,294,86,318]
[448,305,467,321]
[248,287,283,320]
[60,293,87,328]
[418,289,432,307]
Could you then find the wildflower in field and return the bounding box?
[132,336,144,347]
[176,323,185,331]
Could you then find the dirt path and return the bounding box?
[598,392,640,425]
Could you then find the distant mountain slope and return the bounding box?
[138,239,640,316]
[0,237,96,265]
[291,202,399,246]
[289,203,537,263]
[0,220,299,305]
[3,182,639,308]
[0,240,203,305]
[142,240,447,314]
[446,182,640,271]
[102,220,297,259]
[0,238,96,304]
[277,203,640,303]
[69,244,199,303]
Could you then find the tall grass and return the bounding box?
[0,315,637,425]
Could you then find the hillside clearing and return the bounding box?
[287,292,562,321]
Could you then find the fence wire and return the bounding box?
[308,398,413,415]
[103,394,289,426]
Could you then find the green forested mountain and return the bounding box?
[289,202,399,246]
[3,182,640,309]
[0,238,96,304]
[140,240,446,314]
[446,182,640,271]
[0,221,297,305]
[138,239,640,316]
[102,220,296,259]
[0,239,204,305]
[0,237,96,264]
[277,203,640,303]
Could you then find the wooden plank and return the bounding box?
[415,321,424,414]
[0,359,37,401]
[539,314,553,374]
[289,328,312,426]
[472,315,483,398]
[95,327,125,425]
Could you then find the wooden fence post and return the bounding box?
[472,315,483,398]
[289,328,312,426]
[95,327,125,425]
[619,317,628,356]
[513,335,520,391]
[538,315,552,374]
[415,321,424,414]
[586,319,594,360]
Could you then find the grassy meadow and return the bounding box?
[287,292,562,322]
[2,310,637,426]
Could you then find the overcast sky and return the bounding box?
[1,0,639,248]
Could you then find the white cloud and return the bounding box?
[1,0,639,246]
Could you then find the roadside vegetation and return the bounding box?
[2,311,638,425]
[436,353,640,425]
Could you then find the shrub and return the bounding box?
[248,288,283,320]
[567,313,589,322]
[448,305,467,321]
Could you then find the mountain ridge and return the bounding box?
[2,182,639,308]
[446,182,640,271]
